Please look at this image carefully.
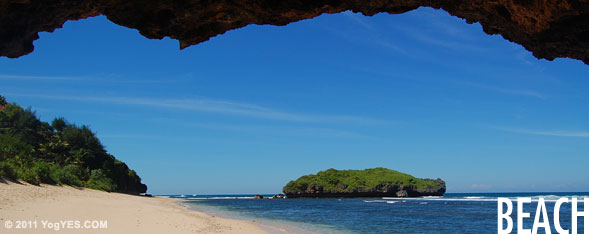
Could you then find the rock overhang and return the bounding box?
[1,0,588,64]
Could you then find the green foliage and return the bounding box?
[86,169,115,192]
[0,160,18,180]
[54,164,83,186]
[0,133,34,161]
[51,117,67,132]
[31,161,59,184]
[0,95,147,194]
[19,168,41,185]
[0,103,52,146]
[283,168,441,193]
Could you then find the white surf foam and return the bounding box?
[185,196,255,200]
[382,196,587,203]
[363,200,387,203]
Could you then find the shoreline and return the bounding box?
[0,181,268,233]
[177,199,320,234]
[174,199,302,234]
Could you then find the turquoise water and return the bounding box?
[169,193,588,233]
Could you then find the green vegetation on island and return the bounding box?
[283,168,445,198]
[0,95,147,194]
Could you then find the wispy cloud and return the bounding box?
[0,73,185,84]
[410,8,479,41]
[498,127,589,138]
[0,74,89,81]
[98,133,159,139]
[157,119,378,139]
[336,10,488,62]
[388,22,488,53]
[292,127,376,139]
[457,81,545,99]
[5,93,385,125]
[330,11,411,56]
[342,11,374,30]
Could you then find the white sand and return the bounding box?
[0,181,268,234]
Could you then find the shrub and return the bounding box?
[55,165,82,186]
[31,161,58,184]
[86,169,115,192]
[0,161,17,180]
[19,167,40,185]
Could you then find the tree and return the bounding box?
[0,96,147,194]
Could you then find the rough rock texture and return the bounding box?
[284,178,446,198]
[1,0,589,64]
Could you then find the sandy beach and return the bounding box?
[0,180,268,234]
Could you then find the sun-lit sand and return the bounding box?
[0,181,268,234]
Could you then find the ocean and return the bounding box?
[166,193,588,233]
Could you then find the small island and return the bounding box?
[283,168,446,198]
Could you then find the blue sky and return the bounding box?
[1,7,588,194]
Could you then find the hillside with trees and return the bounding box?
[0,95,147,194]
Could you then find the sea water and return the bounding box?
[169,193,588,233]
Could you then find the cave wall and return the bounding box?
[1,0,588,64]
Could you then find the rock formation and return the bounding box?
[1,1,589,64]
[283,168,446,198]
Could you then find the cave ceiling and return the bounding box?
[1,0,588,64]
